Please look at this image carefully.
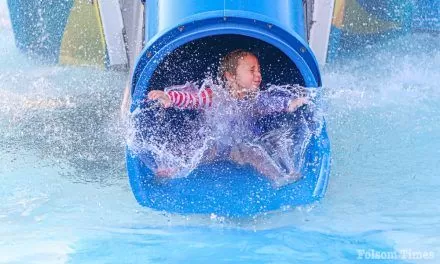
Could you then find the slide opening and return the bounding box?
[147,34,305,91]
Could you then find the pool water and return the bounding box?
[1,2,439,263]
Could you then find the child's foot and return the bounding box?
[155,167,193,179]
[155,167,177,177]
[271,170,302,188]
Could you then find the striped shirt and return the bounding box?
[166,87,214,109]
[162,82,304,115]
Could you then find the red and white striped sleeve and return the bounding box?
[166,87,213,109]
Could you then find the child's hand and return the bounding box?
[287,97,309,112]
[148,90,172,108]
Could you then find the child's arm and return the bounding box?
[148,90,173,108]
[147,86,213,109]
[287,97,309,112]
[255,89,309,115]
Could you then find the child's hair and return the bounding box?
[217,49,256,81]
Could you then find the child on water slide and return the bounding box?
[147,49,309,186]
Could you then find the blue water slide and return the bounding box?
[7,0,73,62]
[127,0,330,217]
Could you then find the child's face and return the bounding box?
[225,54,262,99]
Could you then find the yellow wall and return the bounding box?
[59,0,106,67]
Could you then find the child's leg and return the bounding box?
[230,143,301,187]
[200,140,232,163]
[254,128,302,174]
[230,144,278,178]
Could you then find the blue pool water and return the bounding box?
[1,2,439,263]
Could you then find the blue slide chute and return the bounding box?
[127,0,330,217]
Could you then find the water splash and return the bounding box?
[127,79,323,184]
[323,33,440,109]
